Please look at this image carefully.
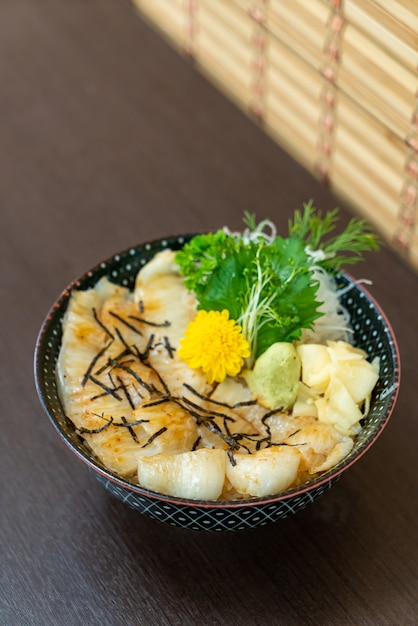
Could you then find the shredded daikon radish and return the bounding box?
[223,219,277,245]
[300,267,353,345]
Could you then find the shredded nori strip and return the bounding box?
[181,396,236,423]
[187,408,239,451]
[109,310,144,335]
[113,327,136,355]
[270,441,301,448]
[78,415,151,435]
[128,315,171,328]
[120,415,139,443]
[260,409,284,443]
[183,382,256,409]
[78,414,114,434]
[227,449,237,467]
[255,437,271,451]
[140,333,155,360]
[126,344,170,396]
[223,420,251,454]
[88,375,122,400]
[117,376,135,410]
[110,360,155,394]
[91,370,125,402]
[111,347,132,363]
[141,397,172,409]
[93,349,131,376]
[92,308,114,340]
[191,436,201,451]
[141,426,168,448]
[111,358,136,369]
[82,338,114,387]
[227,431,252,455]
[90,385,124,401]
[113,417,150,427]
[163,336,175,359]
[150,365,170,397]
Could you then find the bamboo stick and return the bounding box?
[264,109,319,173]
[266,85,320,146]
[337,72,412,140]
[341,22,417,105]
[200,0,254,43]
[335,97,406,173]
[266,5,329,72]
[333,128,404,202]
[268,35,324,103]
[197,2,254,67]
[269,0,330,40]
[344,0,418,71]
[266,75,322,130]
[374,0,418,22]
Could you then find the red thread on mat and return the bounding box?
[407,160,418,179]
[395,97,418,256]
[317,3,345,183]
[406,185,417,205]
[253,32,266,51]
[394,231,410,250]
[320,140,332,157]
[332,15,344,33]
[323,115,334,133]
[184,0,198,57]
[402,212,414,227]
[329,43,339,62]
[249,7,266,24]
[253,57,265,73]
[394,150,418,256]
[323,66,336,82]
[325,90,335,108]
[407,137,418,152]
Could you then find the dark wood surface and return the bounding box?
[1,2,417,624]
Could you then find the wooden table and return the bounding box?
[1,2,417,624]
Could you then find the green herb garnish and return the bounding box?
[288,200,380,271]
[175,201,379,363]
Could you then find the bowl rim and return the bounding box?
[34,234,401,509]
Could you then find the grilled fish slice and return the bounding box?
[57,264,201,477]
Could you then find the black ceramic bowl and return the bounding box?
[34,235,400,531]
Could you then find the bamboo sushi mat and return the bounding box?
[132,0,418,271]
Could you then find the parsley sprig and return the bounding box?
[175,202,379,363]
[288,200,380,271]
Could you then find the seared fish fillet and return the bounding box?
[57,251,208,478]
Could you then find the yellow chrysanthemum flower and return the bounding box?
[178,310,250,384]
